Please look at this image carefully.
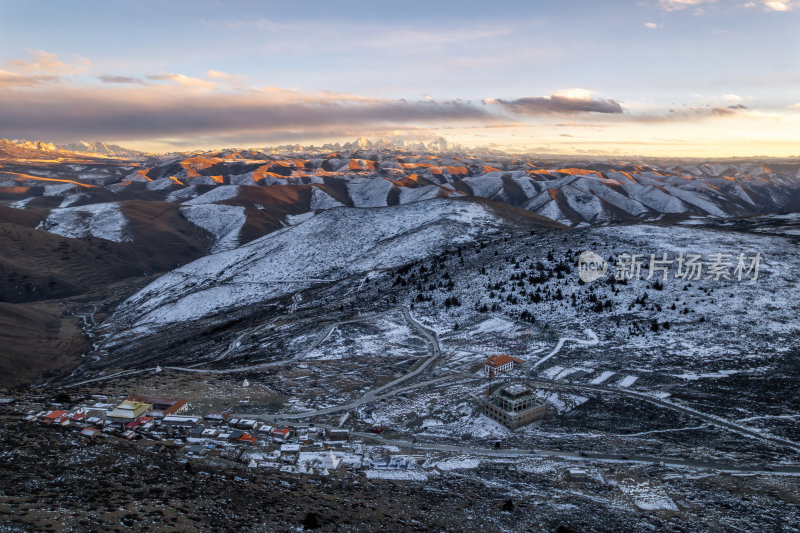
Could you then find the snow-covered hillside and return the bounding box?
[108,198,552,337]
[37,202,131,242]
[179,204,246,253]
[5,138,800,237]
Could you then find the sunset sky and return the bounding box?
[1,0,798,156]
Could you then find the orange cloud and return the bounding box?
[146,72,216,89]
[0,84,495,143]
[7,49,89,75]
[0,69,59,88]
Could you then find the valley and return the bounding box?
[1,139,799,531]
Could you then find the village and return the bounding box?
[7,353,564,480]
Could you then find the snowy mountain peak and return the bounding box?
[59,140,145,159]
[337,136,467,154]
[8,139,59,152]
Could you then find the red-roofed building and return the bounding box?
[40,410,69,424]
[271,428,291,442]
[238,433,256,445]
[81,427,101,439]
[484,354,524,376]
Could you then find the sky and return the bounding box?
[1,0,798,157]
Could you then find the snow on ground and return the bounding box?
[466,414,511,440]
[113,199,507,332]
[469,317,520,337]
[145,177,179,191]
[554,366,595,380]
[619,480,678,511]
[347,177,392,207]
[429,456,482,471]
[38,202,131,242]
[59,193,89,208]
[671,370,739,380]
[562,186,606,223]
[302,315,417,361]
[541,366,564,378]
[365,469,428,481]
[9,197,34,209]
[398,184,446,204]
[182,185,240,205]
[590,370,616,385]
[617,375,639,388]
[309,187,344,210]
[286,212,316,225]
[535,391,589,413]
[166,186,199,203]
[179,204,246,253]
[462,172,507,198]
[43,183,77,196]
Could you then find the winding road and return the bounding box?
[56,303,800,473]
[59,308,401,387]
[249,306,442,420]
[531,327,599,368]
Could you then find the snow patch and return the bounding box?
[180,204,246,253]
[38,202,131,242]
[183,185,240,205]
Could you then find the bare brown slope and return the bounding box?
[119,200,215,265]
[0,203,213,303]
[219,185,314,244]
[469,196,569,231]
[0,301,86,387]
[0,205,44,227]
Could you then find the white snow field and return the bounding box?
[110,199,521,337]
[179,204,247,253]
[37,202,131,242]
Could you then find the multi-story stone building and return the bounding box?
[478,384,546,429]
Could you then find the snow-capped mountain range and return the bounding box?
[1,135,798,382]
[2,137,799,241]
[2,138,147,158]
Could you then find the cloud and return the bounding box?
[788,103,800,109]
[206,69,246,86]
[745,0,799,9]
[658,0,716,11]
[722,93,742,102]
[146,73,216,89]
[98,75,145,85]
[207,70,233,79]
[0,85,495,143]
[555,121,618,128]
[762,0,793,10]
[489,89,624,115]
[767,1,791,9]
[0,70,59,89]
[1,50,88,88]
[7,50,88,75]
[644,22,660,28]
[629,104,751,122]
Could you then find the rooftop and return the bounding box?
[114,400,150,411]
[502,384,529,396]
[486,354,524,367]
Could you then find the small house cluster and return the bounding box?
[20,392,427,477]
[25,393,337,449]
